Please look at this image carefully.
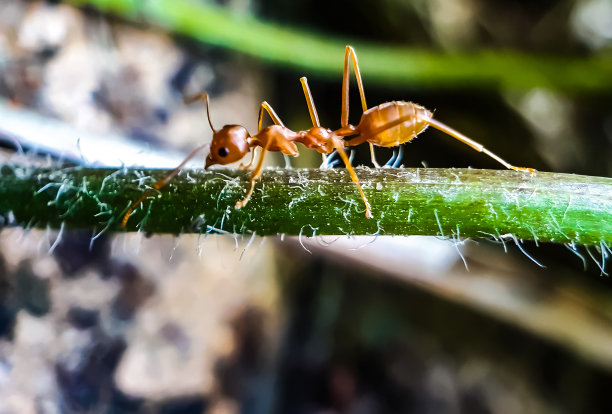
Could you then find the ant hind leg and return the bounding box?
[424,117,535,173]
[341,46,380,167]
[332,138,373,219]
[369,143,381,168]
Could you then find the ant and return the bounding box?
[122,46,533,228]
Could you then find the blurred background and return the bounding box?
[1,0,612,413]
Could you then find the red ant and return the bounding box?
[122,46,533,228]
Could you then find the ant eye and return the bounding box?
[217,147,229,157]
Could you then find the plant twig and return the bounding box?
[0,165,610,245]
[67,0,612,92]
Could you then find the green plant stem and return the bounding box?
[0,165,610,245]
[67,0,612,92]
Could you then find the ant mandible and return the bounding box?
[121,45,533,228]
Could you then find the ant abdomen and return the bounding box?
[357,101,433,147]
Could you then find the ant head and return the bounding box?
[205,125,250,168]
[184,93,251,168]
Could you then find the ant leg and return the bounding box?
[367,143,380,168]
[384,149,398,168]
[258,101,285,131]
[235,138,274,209]
[238,147,257,170]
[121,143,209,228]
[235,101,289,208]
[341,46,380,167]
[300,77,321,127]
[424,118,535,173]
[343,135,368,147]
[122,92,220,228]
[256,101,293,167]
[393,145,404,168]
[332,138,373,219]
[341,46,367,127]
[300,77,328,163]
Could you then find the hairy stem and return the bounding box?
[67,0,612,92]
[0,166,610,245]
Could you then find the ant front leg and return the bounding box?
[258,100,293,168]
[237,102,282,172]
[122,92,219,228]
[238,148,257,170]
[235,138,274,209]
[121,143,209,228]
[341,45,380,168]
[235,101,286,209]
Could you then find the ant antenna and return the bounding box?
[184,93,217,133]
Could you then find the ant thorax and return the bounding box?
[250,125,300,157]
